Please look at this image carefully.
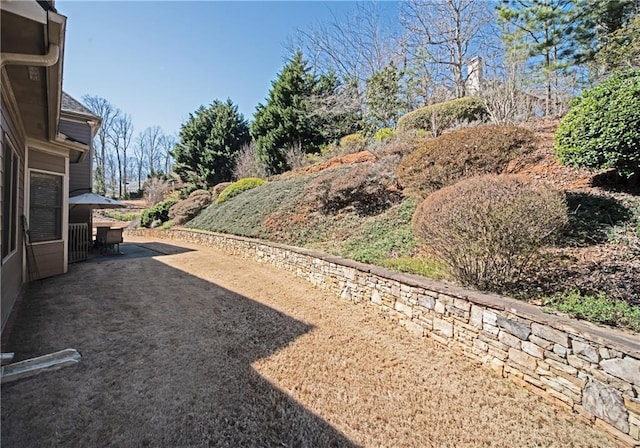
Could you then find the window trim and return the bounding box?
[27,168,64,245]
[2,133,20,263]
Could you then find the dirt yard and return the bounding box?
[1,236,615,447]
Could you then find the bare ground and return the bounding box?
[1,237,616,447]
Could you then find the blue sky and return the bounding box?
[58,1,389,137]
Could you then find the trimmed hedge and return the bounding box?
[555,69,640,178]
[396,97,487,135]
[396,124,536,198]
[413,175,568,291]
[215,178,266,204]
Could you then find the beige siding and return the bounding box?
[30,241,64,279]
[28,148,65,173]
[1,96,26,332]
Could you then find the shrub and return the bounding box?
[143,176,171,206]
[308,156,402,215]
[169,189,213,225]
[284,142,307,170]
[212,182,233,199]
[233,142,268,180]
[139,198,179,228]
[396,125,536,198]
[102,211,137,222]
[396,97,487,136]
[215,178,266,204]
[374,127,397,143]
[555,69,640,179]
[178,183,200,199]
[339,133,367,152]
[413,175,568,291]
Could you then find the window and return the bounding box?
[2,136,18,259]
[29,171,63,242]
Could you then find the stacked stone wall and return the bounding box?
[127,228,640,446]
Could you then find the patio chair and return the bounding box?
[100,228,123,255]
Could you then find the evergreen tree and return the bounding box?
[251,52,325,174]
[173,99,250,187]
[594,14,640,71]
[573,0,639,65]
[365,62,404,132]
[498,0,579,116]
[307,72,364,143]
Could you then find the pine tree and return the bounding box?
[365,62,404,132]
[498,0,579,116]
[173,99,249,187]
[251,52,325,174]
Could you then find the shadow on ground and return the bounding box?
[561,191,633,246]
[1,244,357,447]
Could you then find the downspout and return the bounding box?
[0,43,60,69]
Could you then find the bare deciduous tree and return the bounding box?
[159,134,176,175]
[82,95,119,195]
[108,113,134,198]
[401,0,497,99]
[138,126,164,177]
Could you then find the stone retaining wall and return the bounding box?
[127,228,640,446]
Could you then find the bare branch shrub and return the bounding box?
[233,142,268,180]
[481,80,537,125]
[143,176,171,206]
[284,142,307,170]
[308,155,402,215]
[413,175,568,291]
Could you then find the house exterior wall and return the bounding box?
[60,118,92,146]
[28,148,65,173]
[65,118,93,227]
[27,148,68,279]
[69,150,91,195]
[1,95,26,332]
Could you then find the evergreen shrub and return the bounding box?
[396,97,487,135]
[555,69,640,178]
[215,178,266,204]
[140,198,179,228]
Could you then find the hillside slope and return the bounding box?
[186,120,639,321]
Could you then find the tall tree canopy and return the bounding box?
[251,52,326,174]
[498,0,580,116]
[173,99,249,186]
[573,0,640,66]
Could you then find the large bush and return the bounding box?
[396,97,487,136]
[396,125,536,198]
[168,189,213,225]
[555,69,640,178]
[308,156,402,215]
[413,175,567,291]
[215,178,266,204]
[140,198,179,228]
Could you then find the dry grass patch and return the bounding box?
[1,237,615,447]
